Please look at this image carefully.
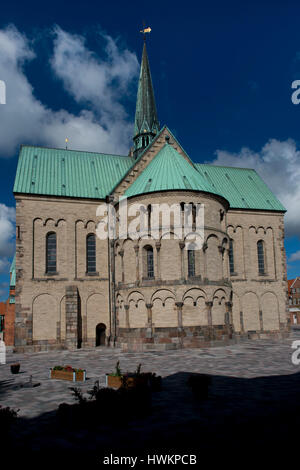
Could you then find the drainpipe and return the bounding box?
[111,238,117,347]
[106,196,112,347]
[106,195,117,347]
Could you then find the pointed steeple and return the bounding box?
[133,42,160,158]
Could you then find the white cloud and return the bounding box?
[210,138,300,238]
[0,204,15,259]
[0,204,15,291]
[51,27,138,116]
[0,203,15,293]
[289,251,300,262]
[0,25,139,157]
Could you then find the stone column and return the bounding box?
[203,242,208,279]
[218,245,226,280]
[83,315,87,345]
[259,310,263,332]
[225,301,234,338]
[175,301,184,347]
[56,320,61,343]
[205,301,213,327]
[65,285,79,350]
[155,242,161,279]
[124,304,129,328]
[146,303,153,339]
[224,248,230,280]
[115,306,119,336]
[119,249,124,283]
[240,311,245,334]
[134,244,139,282]
[146,303,153,326]
[175,301,184,328]
[179,241,185,280]
[206,301,214,341]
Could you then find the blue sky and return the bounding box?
[0,0,300,300]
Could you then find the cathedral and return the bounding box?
[12,42,289,352]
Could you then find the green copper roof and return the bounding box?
[125,144,224,199]
[195,164,285,211]
[134,43,159,137]
[13,140,285,212]
[13,146,132,199]
[10,254,16,288]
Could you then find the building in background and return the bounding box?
[288,277,300,324]
[0,255,15,345]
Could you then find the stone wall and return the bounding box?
[14,195,111,352]
[227,209,288,338]
[13,166,289,351]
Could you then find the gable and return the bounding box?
[125,143,223,199]
[111,126,196,196]
[289,278,300,292]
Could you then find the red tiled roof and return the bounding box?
[288,277,300,293]
[288,279,295,291]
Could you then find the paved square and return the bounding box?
[1,330,300,459]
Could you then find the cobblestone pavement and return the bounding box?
[1,330,300,462]
[1,331,300,418]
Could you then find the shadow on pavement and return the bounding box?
[2,370,300,465]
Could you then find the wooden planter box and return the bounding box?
[106,375,122,389]
[105,374,148,389]
[49,369,86,382]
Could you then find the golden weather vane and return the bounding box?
[140,23,151,42]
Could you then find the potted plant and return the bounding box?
[106,362,149,389]
[106,361,123,388]
[10,363,20,374]
[49,365,86,382]
[124,363,149,389]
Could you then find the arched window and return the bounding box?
[185,202,197,228]
[46,232,57,273]
[257,240,265,275]
[144,245,154,279]
[192,203,197,227]
[86,234,96,273]
[229,239,235,275]
[187,246,196,277]
[147,205,151,233]
[180,202,185,228]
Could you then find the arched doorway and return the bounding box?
[96,323,106,346]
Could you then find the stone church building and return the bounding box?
[13,43,289,352]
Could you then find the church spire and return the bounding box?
[133,41,160,159]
